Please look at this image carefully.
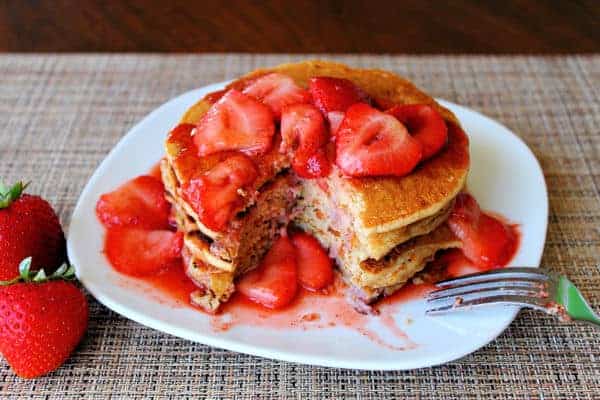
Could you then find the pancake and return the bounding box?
[163,60,470,312]
[353,225,461,302]
[182,247,235,313]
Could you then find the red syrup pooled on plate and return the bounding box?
[98,164,520,351]
[141,261,198,305]
[214,276,417,351]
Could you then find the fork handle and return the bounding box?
[557,276,600,327]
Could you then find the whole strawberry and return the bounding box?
[0,258,88,378]
[0,182,66,280]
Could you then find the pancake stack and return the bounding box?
[295,121,468,302]
[161,61,470,312]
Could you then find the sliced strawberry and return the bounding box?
[105,227,183,277]
[181,154,258,231]
[387,104,448,160]
[327,111,345,137]
[204,89,227,104]
[335,103,423,177]
[193,89,275,157]
[243,73,311,119]
[448,193,517,269]
[148,162,163,180]
[309,76,370,114]
[237,235,298,309]
[373,97,396,111]
[96,175,170,230]
[298,151,331,179]
[280,104,331,178]
[281,104,328,153]
[291,232,333,291]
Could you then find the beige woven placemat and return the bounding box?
[0,54,599,399]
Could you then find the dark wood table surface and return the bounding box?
[1,0,598,53]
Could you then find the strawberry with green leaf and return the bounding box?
[0,258,88,378]
[0,182,66,280]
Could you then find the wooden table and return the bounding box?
[0,0,598,53]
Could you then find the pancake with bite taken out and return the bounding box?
[162,60,469,312]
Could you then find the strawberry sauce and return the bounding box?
[214,278,418,351]
[99,166,520,352]
[142,261,198,305]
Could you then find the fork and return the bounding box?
[426,267,600,327]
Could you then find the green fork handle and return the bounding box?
[556,276,600,327]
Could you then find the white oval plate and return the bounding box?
[68,82,548,370]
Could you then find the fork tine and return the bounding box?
[428,278,547,301]
[426,294,549,315]
[434,267,548,289]
[427,286,547,308]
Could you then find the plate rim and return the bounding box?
[67,83,549,370]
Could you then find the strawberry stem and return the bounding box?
[0,257,76,285]
[0,181,29,209]
[0,276,22,286]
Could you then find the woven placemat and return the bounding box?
[0,54,598,399]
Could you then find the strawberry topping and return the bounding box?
[291,232,333,291]
[373,97,396,111]
[387,104,448,160]
[335,103,423,177]
[193,90,275,157]
[327,111,345,137]
[148,162,163,180]
[309,76,370,114]
[280,104,331,178]
[105,227,183,277]
[300,151,331,179]
[181,154,258,232]
[237,235,298,309]
[96,175,170,230]
[448,193,517,268]
[243,73,311,119]
[204,89,228,104]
